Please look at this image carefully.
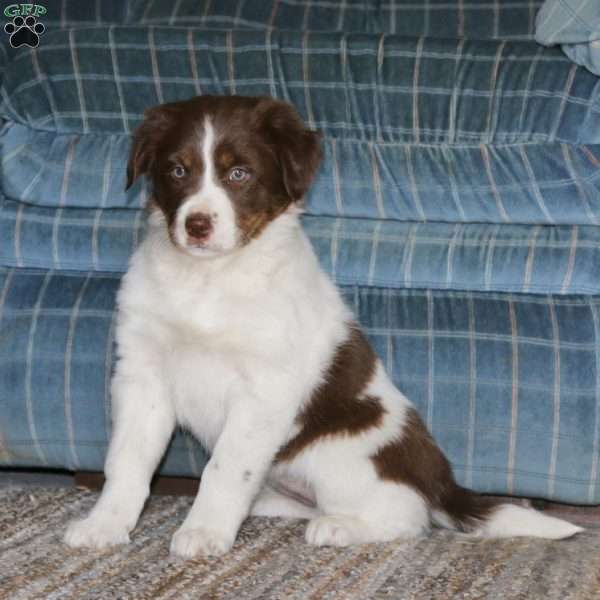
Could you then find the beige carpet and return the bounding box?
[1,486,600,599]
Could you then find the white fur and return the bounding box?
[64,117,582,557]
[174,118,239,257]
[476,504,583,540]
[65,204,354,555]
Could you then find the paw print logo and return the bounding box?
[4,15,45,48]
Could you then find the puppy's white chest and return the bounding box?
[154,258,264,339]
[153,278,231,343]
[166,342,238,450]
[172,286,228,336]
[154,274,281,450]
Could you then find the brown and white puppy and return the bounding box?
[64,95,582,558]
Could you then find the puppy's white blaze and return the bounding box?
[201,116,216,190]
[477,504,583,539]
[175,117,238,255]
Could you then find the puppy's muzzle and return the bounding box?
[185,213,213,245]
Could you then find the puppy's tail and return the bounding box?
[390,407,582,540]
[433,485,583,540]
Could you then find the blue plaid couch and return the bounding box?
[1,0,600,505]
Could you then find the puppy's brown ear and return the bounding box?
[125,105,176,191]
[257,99,322,202]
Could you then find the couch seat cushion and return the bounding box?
[2,266,599,504]
[2,197,599,296]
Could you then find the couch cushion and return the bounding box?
[0,0,545,92]
[130,0,541,40]
[2,266,598,504]
[536,0,600,76]
[3,28,597,142]
[0,1,129,84]
[3,121,600,225]
[2,197,600,296]
[0,124,146,210]
[2,28,600,226]
[0,267,206,476]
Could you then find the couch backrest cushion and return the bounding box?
[0,0,543,91]
[4,28,597,142]
[2,27,600,226]
[128,0,541,40]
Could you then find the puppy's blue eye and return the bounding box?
[172,165,186,179]
[228,167,249,183]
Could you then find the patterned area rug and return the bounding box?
[1,486,600,599]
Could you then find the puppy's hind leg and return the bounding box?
[251,482,320,520]
[306,459,429,547]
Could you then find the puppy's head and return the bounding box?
[126,95,321,257]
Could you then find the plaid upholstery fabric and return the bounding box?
[2,28,600,226]
[536,0,600,76]
[0,0,544,86]
[3,28,596,142]
[131,0,543,40]
[2,266,599,504]
[2,200,600,297]
[0,1,128,82]
[0,267,206,478]
[1,2,599,506]
[4,121,600,225]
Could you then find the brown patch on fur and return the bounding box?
[237,202,290,242]
[276,325,383,463]
[125,95,322,247]
[371,408,497,531]
[216,149,236,171]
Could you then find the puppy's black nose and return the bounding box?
[185,213,213,243]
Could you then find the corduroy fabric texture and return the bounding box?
[0,0,546,80]
[2,28,600,226]
[5,118,600,226]
[131,0,545,39]
[1,27,600,296]
[2,267,600,504]
[536,0,600,76]
[2,203,600,297]
[1,0,600,505]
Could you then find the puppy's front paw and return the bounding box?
[170,526,233,558]
[64,516,130,549]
